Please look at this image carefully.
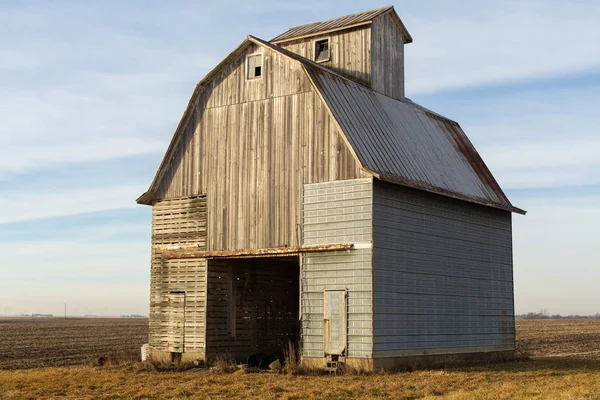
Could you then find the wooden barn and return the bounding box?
[137,6,526,370]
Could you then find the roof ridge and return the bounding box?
[401,98,460,125]
[251,35,452,119]
[248,35,365,85]
[283,6,392,32]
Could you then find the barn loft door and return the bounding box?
[166,292,186,353]
[323,290,347,356]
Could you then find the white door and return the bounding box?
[323,290,346,355]
[166,292,185,353]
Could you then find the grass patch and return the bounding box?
[1,358,600,399]
[3,319,600,398]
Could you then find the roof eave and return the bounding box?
[140,39,253,200]
[136,191,154,206]
[377,174,526,215]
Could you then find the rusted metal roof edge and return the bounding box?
[161,244,354,260]
[138,39,254,205]
[297,70,523,214]
[408,100,522,214]
[377,174,526,215]
[253,41,522,214]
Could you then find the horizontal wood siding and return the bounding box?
[371,13,405,100]
[301,178,373,358]
[279,26,371,86]
[150,197,207,354]
[154,43,365,251]
[205,258,299,360]
[372,181,515,357]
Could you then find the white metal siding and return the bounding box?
[301,178,373,358]
[372,180,515,357]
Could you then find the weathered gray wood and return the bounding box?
[371,12,405,100]
[153,43,366,252]
[204,257,299,360]
[278,13,407,101]
[160,244,353,259]
[149,196,208,354]
[278,26,372,86]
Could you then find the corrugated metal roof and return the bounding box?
[271,6,411,43]
[249,35,523,213]
[304,65,524,214]
[142,34,523,214]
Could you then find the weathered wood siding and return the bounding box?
[149,197,207,354]
[372,181,515,358]
[278,15,405,100]
[278,26,372,86]
[154,43,365,251]
[371,13,405,100]
[301,178,373,358]
[205,257,299,359]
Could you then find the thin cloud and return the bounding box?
[0,138,164,173]
[405,1,600,94]
[0,185,143,224]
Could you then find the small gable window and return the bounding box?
[247,54,262,79]
[314,39,330,62]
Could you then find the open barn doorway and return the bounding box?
[205,256,300,364]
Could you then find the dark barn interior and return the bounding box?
[205,256,300,362]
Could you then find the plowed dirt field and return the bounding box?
[0,317,148,369]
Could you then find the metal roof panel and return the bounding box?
[271,6,408,43]
[306,66,524,214]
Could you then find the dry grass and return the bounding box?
[2,318,600,399]
[1,358,600,399]
[211,353,238,374]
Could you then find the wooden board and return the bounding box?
[152,43,367,252]
[205,257,299,360]
[149,196,208,354]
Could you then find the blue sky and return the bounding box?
[1,0,599,316]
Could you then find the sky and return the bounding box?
[1,0,599,316]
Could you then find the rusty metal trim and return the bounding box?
[160,244,354,260]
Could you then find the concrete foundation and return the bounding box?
[149,349,205,364]
[302,350,515,372]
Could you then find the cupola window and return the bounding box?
[314,39,330,62]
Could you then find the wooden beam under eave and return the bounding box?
[160,244,354,260]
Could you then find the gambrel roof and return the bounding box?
[138,35,524,214]
[271,6,412,44]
